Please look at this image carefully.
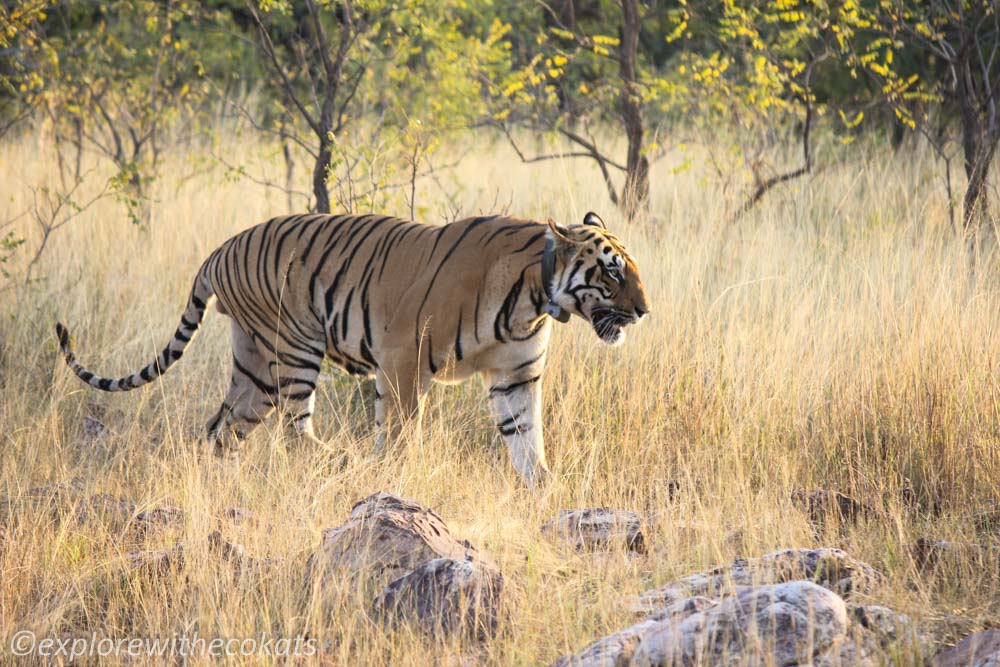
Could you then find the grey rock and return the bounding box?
[552,597,715,667]
[556,581,848,667]
[373,557,504,639]
[933,628,1000,667]
[124,532,273,580]
[791,489,874,527]
[306,492,485,592]
[849,604,921,648]
[83,415,110,441]
[633,548,882,613]
[912,537,999,569]
[543,508,646,553]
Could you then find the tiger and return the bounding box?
[55,211,649,487]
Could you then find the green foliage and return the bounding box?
[0,230,26,280]
[2,0,995,221]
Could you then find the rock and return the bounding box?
[633,548,882,613]
[850,604,921,647]
[0,478,85,518]
[933,628,1000,667]
[791,489,873,527]
[911,537,998,569]
[373,557,504,639]
[556,581,848,667]
[843,603,930,663]
[216,506,276,535]
[306,492,485,592]
[543,508,646,554]
[136,505,185,526]
[552,598,715,667]
[220,506,257,527]
[645,596,718,623]
[1,482,184,543]
[971,506,1000,536]
[124,532,273,580]
[125,543,187,579]
[83,415,110,441]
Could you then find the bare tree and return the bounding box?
[246,0,366,214]
[878,0,1000,228]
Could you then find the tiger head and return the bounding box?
[544,212,650,346]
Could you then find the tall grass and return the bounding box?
[1,129,998,664]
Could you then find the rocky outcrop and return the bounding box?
[124,531,275,580]
[307,492,503,638]
[374,557,504,639]
[554,548,916,667]
[791,489,874,528]
[556,581,849,667]
[543,508,646,553]
[306,492,485,591]
[932,628,1000,667]
[633,548,883,613]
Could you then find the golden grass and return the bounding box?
[0,129,998,665]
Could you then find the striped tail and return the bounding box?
[55,269,215,392]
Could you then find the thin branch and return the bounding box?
[735,97,814,220]
[245,0,321,137]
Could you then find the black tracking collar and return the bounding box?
[541,239,570,323]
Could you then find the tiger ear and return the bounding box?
[547,218,584,247]
[582,211,607,229]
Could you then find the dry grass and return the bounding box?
[1,129,998,665]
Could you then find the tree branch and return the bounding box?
[245,0,321,137]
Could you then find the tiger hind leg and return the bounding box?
[272,355,324,448]
[207,322,276,457]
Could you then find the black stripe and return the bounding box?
[489,375,540,397]
[512,231,546,254]
[427,333,437,374]
[416,216,497,348]
[233,356,279,397]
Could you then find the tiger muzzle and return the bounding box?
[589,308,638,344]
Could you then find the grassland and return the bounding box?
[0,130,998,664]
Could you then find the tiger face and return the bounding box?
[546,212,650,346]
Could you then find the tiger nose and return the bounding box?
[635,306,648,318]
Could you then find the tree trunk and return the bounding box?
[619,0,648,221]
[957,56,998,228]
[313,140,332,214]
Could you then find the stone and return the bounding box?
[373,557,504,639]
[220,506,257,527]
[83,415,110,441]
[633,548,882,613]
[971,506,1000,536]
[791,489,873,527]
[306,492,485,592]
[543,508,646,554]
[124,532,272,580]
[933,628,1000,667]
[552,598,715,667]
[136,505,185,527]
[911,537,998,569]
[125,543,187,579]
[556,581,849,667]
[849,604,920,647]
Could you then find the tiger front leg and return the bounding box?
[486,370,550,489]
[372,361,426,457]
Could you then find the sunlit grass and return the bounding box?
[1,130,998,664]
